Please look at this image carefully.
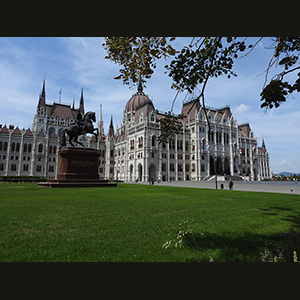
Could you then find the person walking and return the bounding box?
[228,179,234,190]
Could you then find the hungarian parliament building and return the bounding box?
[0,80,272,181]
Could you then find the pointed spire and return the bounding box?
[138,82,143,93]
[262,139,266,153]
[42,78,46,97]
[80,87,83,102]
[98,104,104,136]
[137,81,144,94]
[79,87,84,115]
[108,115,114,138]
[38,79,46,110]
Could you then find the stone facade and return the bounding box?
[114,84,272,182]
[0,81,272,181]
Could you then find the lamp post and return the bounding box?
[215,156,218,189]
[214,129,223,190]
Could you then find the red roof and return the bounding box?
[238,123,252,138]
[25,128,33,136]
[125,92,154,112]
[47,103,76,119]
[12,127,21,135]
[181,100,201,121]
[0,125,9,133]
[135,102,155,124]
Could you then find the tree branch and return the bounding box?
[186,37,222,132]
[238,37,263,59]
[280,65,300,77]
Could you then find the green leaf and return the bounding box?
[150,49,159,56]
[239,43,246,52]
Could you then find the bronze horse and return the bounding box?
[59,111,98,147]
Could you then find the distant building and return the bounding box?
[0,80,272,181]
[0,80,107,179]
[257,139,271,179]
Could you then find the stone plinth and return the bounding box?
[38,147,117,188]
[57,147,100,180]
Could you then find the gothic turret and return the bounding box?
[79,88,85,115]
[262,139,267,154]
[108,115,114,138]
[33,79,47,132]
[98,104,104,136]
[37,79,46,110]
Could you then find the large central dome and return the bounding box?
[125,83,154,112]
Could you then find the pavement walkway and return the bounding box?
[134,180,300,195]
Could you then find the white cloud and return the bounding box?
[271,159,300,174]
[234,104,251,115]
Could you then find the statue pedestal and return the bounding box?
[57,147,100,180]
[38,147,117,188]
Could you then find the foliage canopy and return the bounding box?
[103,37,300,109]
[103,37,300,142]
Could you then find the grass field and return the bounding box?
[0,183,300,262]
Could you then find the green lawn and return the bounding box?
[0,183,299,262]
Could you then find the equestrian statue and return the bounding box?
[59,110,98,147]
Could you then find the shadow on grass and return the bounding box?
[183,231,268,262]
[184,229,300,262]
[258,206,300,229]
[183,206,300,262]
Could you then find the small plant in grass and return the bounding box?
[162,219,195,249]
[259,229,300,262]
[293,251,298,262]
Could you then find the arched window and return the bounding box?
[130,139,134,150]
[38,143,43,153]
[138,137,143,148]
[185,141,189,151]
[11,142,15,152]
[177,140,183,150]
[140,112,144,123]
[49,127,55,136]
[150,112,155,122]
[169,139,175,149]
[192,163,196,172]
[217,132,222,143]
[23,143,27,152]
[152,135,156,147]
[209,131,214,142]
[191,140,195,151]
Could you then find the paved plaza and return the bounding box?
[136,180,300,195]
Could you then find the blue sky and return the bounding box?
[0,37,299,174]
